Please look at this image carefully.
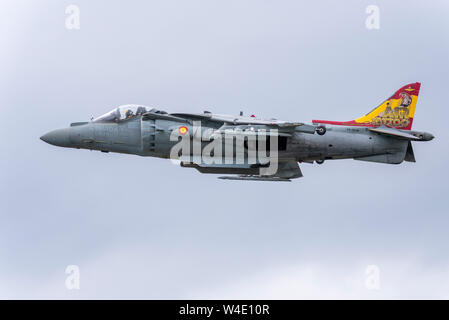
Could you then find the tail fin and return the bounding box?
[312,82,421,130]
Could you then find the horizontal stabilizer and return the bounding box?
[369,127,420,140]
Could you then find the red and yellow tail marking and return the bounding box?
[312,82,421,130]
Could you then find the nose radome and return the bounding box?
[40,128,72,147]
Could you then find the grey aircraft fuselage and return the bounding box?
[40,110,434,181]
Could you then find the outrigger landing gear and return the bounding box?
[316,125,326,135]
[316,159,325,164]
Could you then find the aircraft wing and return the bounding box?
[209,124,293,139]
[170,112,316,133]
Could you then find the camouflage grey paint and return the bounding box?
[40,111,434,181]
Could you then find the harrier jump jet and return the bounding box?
[41,82,433,181]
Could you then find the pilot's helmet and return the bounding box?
[125,109,134,118]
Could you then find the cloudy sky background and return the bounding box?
[1,0,448,299]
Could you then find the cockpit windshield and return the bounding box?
[92,104,154,123]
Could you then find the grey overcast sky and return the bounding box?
[1,0,448,299]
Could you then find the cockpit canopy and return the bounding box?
[93,105,155,123]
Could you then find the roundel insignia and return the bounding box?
[178,126,188,135]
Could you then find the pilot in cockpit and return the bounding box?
[125,109,134,119]
[93,105,153,123]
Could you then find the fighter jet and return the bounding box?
[41,82,433,181]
